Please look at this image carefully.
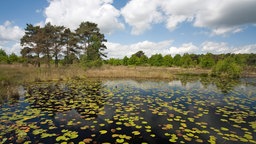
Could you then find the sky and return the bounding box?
[0,0,256,58]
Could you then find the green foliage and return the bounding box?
[128,51,148,66]
[173,54,182,66]
[0,49,20,64]
[106,53,255,79]
[246,54,256,66]
[211,57,242,78]
[0,49,7,56]
[128,55,140,65]
[0,49,8,63]
[76,22,106,61]
[61,28,78,65]
[199,53,215,68]
[133,51,145,58]
[20,21,106,68]
[20,24,42,67]
[123,56,129,66]
[62,53,79,65]
[80,55,103,68]
[140,55,148,65]
[163,55,173,67]
[8,53,19,64]
[75,22,107,68]
[149,54,163,66]
[180,53,195,68]
[107,58,122,66]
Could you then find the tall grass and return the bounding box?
[0,64,87,103]
[0,64,88,83]
[85,65,208,79]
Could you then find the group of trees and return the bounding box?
[0,49,19,64]
[20,21,106,67]
[106,51,255,67]
[106,51,256,78]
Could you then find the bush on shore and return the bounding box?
[211,57,242,78]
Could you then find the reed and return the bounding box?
[84,65,208,79]
[0,64,211,84]
[0,64,88,103]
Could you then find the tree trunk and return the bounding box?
[47,48,50,68]
[66,45,70,64]
[37,53,40,67]
[55,55,58,68]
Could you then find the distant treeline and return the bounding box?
[106,51,256,67]
[0,49,20,64]
[105,51,256,78]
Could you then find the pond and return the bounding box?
[0,77,256,144]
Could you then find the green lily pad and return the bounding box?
[100,130,108,135]
[116,138,124,143]
[132,131,140,136]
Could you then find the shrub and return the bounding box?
[80,55,103,68]
[211,57,242,78]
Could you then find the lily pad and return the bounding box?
[132,131,140,136]
[99,130,108,135]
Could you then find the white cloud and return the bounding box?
[105,40,173,58]
[121,0,256,35]
[169,43,199,56]
[106,40,256,58]
[163,0,256,35]
[234,44,256,54]
[121,0,164,35]
[0,21,24,42]
[44,0,124,34]
[0,42,22,55]
[201,41,256,54]
[9,43,22,55]
[0,21,24,55]
[201,41,229,54]
[35,21,45,27]
[208,26,244,36]
[165,15,188,31]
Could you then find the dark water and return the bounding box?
[0,78,255,144]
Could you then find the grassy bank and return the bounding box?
[0,64,87,102]
[85,65,210,79]
[2,64,256,84]
[0,64,86,84]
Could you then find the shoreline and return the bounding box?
[85,65,211,79]
[0,64,256,84]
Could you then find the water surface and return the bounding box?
[0,78,255,143]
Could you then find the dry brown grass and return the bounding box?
[85,65,174,79]
[0,64,87,83]
[1,64,88,103]
[85,65,210,79]
[0,64,211,84]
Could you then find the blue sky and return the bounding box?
[0,0,256,58]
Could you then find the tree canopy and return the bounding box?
[20,21,107,67]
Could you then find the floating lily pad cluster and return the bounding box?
[0,79,255,144]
